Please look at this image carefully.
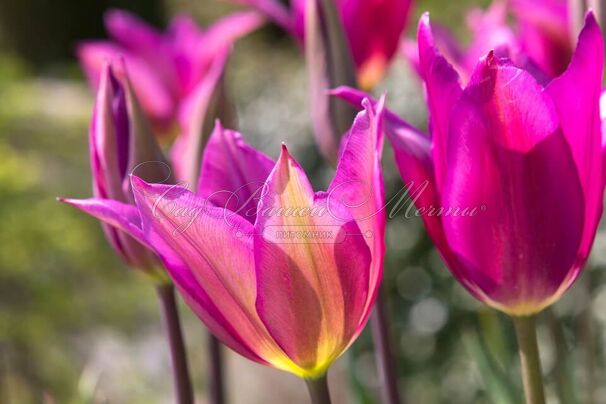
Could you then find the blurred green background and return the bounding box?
[1,0,605,403]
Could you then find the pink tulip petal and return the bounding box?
[339,0,412,86]
[510,0,573,77]
[546,13,604,264]
[442,54,585,314]
[230,0,294,34]
[254,146,371,372]
[601,89,606,180]
[58,197,158,270]
[198,122,275,223]
[170,51,229,185]
[78,42,176,128]
[90,63,129,202]
[105,9,163,52]
[331,86,491,302]
[328,97,385,322]
[130,177,299,368]
[417,13,463,190]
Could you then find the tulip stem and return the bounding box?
[156,284,194,404]
[305,374,332,404]
[513,315,545,404]
[208,334,225,404]
[371,289,402,404]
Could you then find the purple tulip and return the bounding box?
[78,10,261,132]
[510,0,574,77]
[58,98,386,378]
[78,10,262,185]
[404,0,576,82]
[234,0,412,88]
[61,62,170,276]
[336,12,605,316]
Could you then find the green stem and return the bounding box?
[156,284,194,404]
[305,374,332,404]
[546,309,577,404]
[512,316,545,404]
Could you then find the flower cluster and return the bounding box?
[59,1,606,403]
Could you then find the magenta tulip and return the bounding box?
[78,10,262,184]
[78,9,261,132]
[405,0,576,82]
[234,0,412,88]
[61,61,169,276]
[58,99,386,380]
[337,12,605,317]
[510,0,574,77]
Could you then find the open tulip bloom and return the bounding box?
[336,11,604,402]
[78,9,262,132]
[60,98,386,400]
[403,0,574,84]
[78,9,263,184]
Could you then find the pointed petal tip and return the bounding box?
[129,174,149,191]
[585,10,598,26]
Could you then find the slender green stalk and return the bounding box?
[371,289,402,404]
[208,334,225,404]
[578,306,596,404]
[305,374,332,404]
[512,316,545,404]
[156,284,194,404]
[546,309,578,404]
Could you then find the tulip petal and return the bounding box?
[230,0,294,34]
[601,90,606,182]
[77,42,176,128]
[417,13,463,190]
[254,146,371,374]
[510,0,573,77]
[339,0,411,87]
[58,197,158,271]
[546,12,604,264]
[59,197,147,246]
[170,51,229,186]
[328,97,385,321]
[442,55,585,315]
[91,64,129,202]
[198,122,275,223]
[105,9,163,52]
[130,177,303,371]
[330,86,492,301]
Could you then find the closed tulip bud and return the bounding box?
[60,62,170,276]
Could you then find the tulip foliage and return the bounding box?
[58,0,606,403]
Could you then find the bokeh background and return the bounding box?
[1,0,606,403]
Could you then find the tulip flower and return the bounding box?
[337,12,604,403]
[59,98,386,402]
[510,0,575,77]
[79,9,261,132]
[404,0,579,83]
[233,0,412,88]
[59,62,194,404]
[69,61,169,276]
[78,9,262,184]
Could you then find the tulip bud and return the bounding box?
[88,61,170,274]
